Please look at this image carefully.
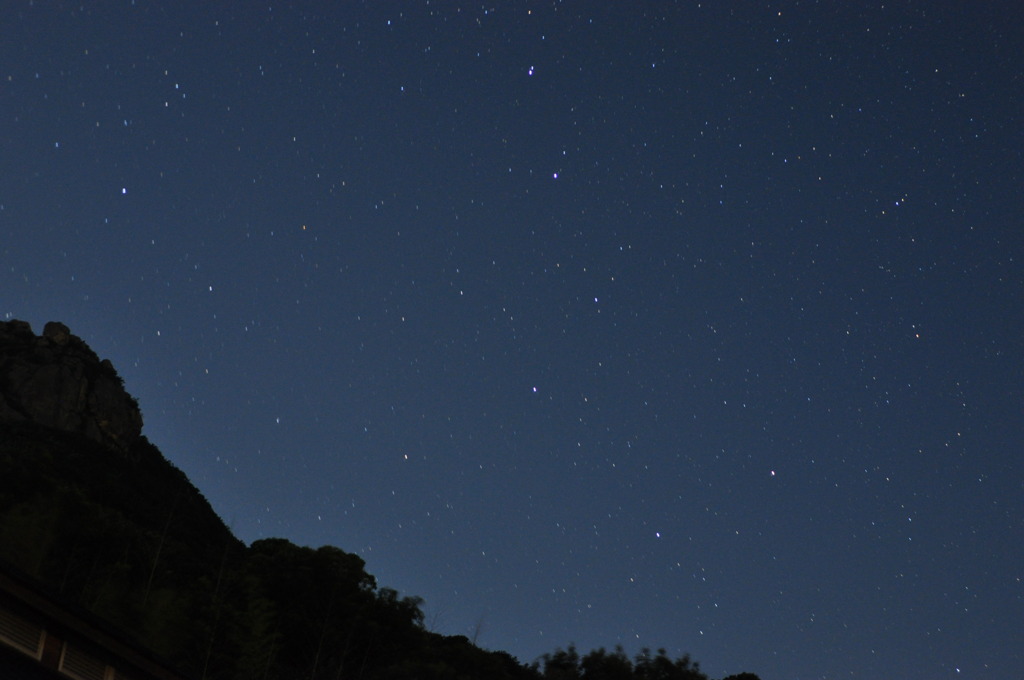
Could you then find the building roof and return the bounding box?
[0,562,193,680]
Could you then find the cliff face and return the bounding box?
[0,321,542,680]
[0,320,142,452]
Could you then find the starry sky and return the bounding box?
[3,2,1023,678]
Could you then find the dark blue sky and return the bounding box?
[3,2,1022,678]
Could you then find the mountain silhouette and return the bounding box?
[0,320,757,680]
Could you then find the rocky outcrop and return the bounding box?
[0,320,142,452]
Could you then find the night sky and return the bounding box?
[3,2,1022,678]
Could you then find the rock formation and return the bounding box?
[0,320,142,452]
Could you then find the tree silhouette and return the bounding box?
[580,646,633,680]
[633,648,707,680]
[541,645,582,679]
[1,416,764,680]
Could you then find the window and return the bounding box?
[0,605,43,658]
[59,642,110,680]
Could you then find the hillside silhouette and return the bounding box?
[0,320,759,680]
